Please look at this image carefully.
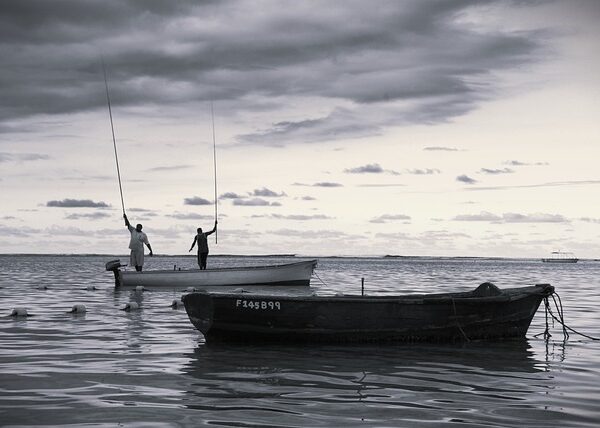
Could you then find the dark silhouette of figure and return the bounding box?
[124,214,153,271]
[189,221,217,269]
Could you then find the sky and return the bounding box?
[1,0,599,258]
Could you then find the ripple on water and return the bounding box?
[1,255,600,427]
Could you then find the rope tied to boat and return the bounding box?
[312,270,328,287]
[451,297,470,342]
[535,291,600,341]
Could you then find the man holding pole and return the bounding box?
[124,214,153,271]
[189,221,217,269]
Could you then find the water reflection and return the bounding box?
[2,255,599,427]
[185,340,542,376]
[178,340,555,426]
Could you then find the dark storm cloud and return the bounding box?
[0,0,547,144]
[456,175,477,184]
[183,196,212,205]
[46,198,110,208]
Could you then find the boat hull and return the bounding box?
[182,283,554,343]
[541,251,578,263]
[108,260,317,288]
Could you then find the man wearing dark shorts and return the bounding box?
[189,221,217,269]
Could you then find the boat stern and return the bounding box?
[105,259,125,287]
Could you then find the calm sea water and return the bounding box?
[1,255,599,427]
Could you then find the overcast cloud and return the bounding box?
[0,152,50,162]
[46,199,110,208]
[453,212,570,223]
[183,196,213,206]
[2,0,599,258]
[0,0,547,146]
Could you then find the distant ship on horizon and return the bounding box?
[541,251,579,263]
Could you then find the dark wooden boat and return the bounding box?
[182,282,554,343]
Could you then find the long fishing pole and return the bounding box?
[211,101,218,244]
[102,60,126,216]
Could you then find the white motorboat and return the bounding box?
[541,251,579,263]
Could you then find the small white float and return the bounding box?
[68,304,87,314]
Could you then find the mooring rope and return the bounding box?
[535,291,599,341]
[451,297,470,342]
[312,270,328,287]
[551,293,569,339]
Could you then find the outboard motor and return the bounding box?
[105,259,126,287]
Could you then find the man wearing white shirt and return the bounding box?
[124,214,153,271]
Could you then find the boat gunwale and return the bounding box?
[119,259,317,276]
[184,283,554,304]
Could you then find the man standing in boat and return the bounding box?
[124,214,153,272]
[189,221,217,269]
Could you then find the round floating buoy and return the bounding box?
[10,307,30,317]
[170,299,183,308]
[122,302,140,311]
[86,285,98,291]
[135,286,145,293]
[68,304,87,314]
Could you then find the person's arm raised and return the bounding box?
[206,220,218,236]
